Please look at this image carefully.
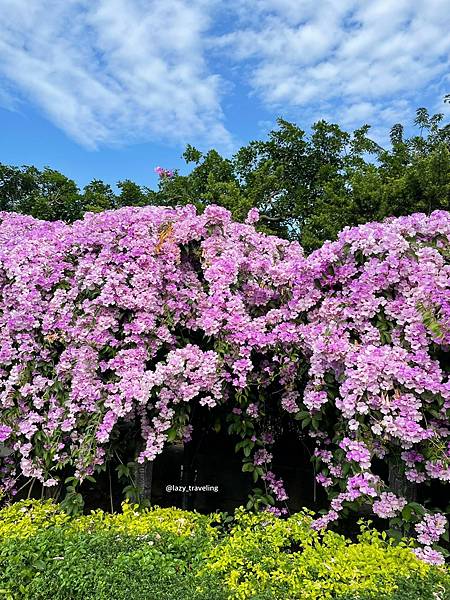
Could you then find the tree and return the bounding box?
[116,179,156,208]
[156,119,381,247]
[0,164,40,213]
[1,103,449,250]
[82,180,117,213]
[155,109,449,252]
[0,164,84,221]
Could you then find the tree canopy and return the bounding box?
[1,106,449,252]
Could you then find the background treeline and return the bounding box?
[1,105,450,252]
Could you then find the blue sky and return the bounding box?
[0,0,449,191]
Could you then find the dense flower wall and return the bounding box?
[291,212,450,564]
[0,206,448,562]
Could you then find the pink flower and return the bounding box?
[373,492,406,518]
[413,546,445,565]
[154,166,174,178]
[415,513,447,545]
[0,204,449,527]
[253,449,273,466]
[245,208,260,225]
[0,425,12,442]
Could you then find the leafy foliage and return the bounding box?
[0,500,448,600]
[1,105,449,253]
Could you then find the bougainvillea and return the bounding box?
[0,206,448,562]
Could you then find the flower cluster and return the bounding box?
[0,205,448,563]
[154,166,174,178]
[0,205,295,488]
[261,471,288,502]
[372,492,407,519]
[339,438,371,469]
[296,212,450,563]
[415,513,447,546]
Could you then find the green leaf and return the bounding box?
[407,502,426,516]
[166,428,177,442]
[242,462,254,472]
[401,506,412,521]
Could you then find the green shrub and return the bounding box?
[0,500,224,600]
[1,530,225,600]
[0,500,448,600]
[203,509,450,600]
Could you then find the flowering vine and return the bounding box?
[0,205,448,562]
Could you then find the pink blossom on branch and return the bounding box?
[154,166,174,178]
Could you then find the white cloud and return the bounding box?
[0,0,232,149]
[0,0,449,150]
[216,0,450,131]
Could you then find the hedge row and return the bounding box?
[0,500,449,600]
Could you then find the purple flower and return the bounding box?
[253,449,273,466]
[154,166,174,178]
[373,492,406,518]
[0,425,12,442]
[0,203,449,526]
[246,403,259,418]
[415,513,447,545]
[245,208,260,225]
[413,546,445,566]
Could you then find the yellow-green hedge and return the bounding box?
[0,500,448,600]
[205,508,448,599]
